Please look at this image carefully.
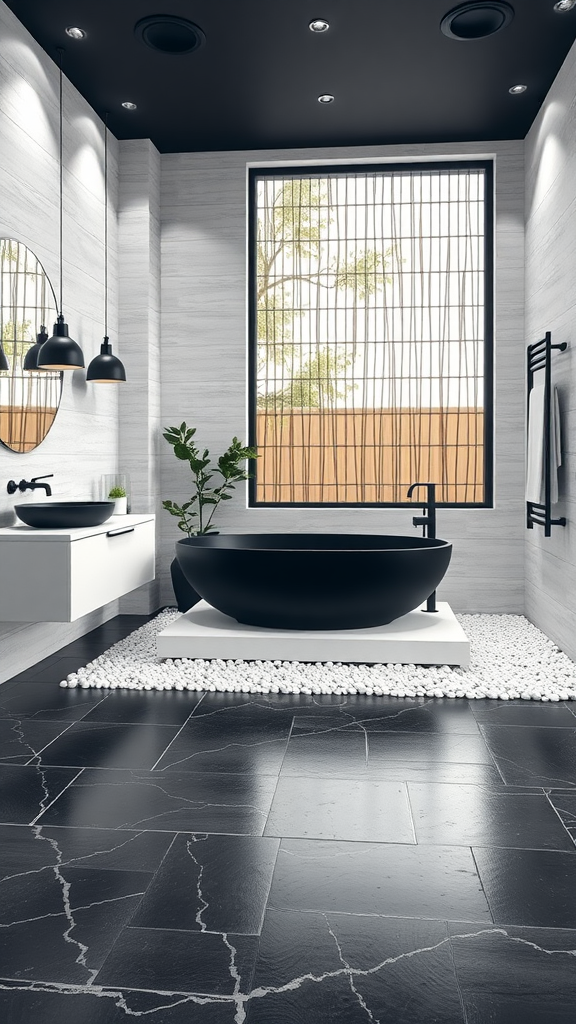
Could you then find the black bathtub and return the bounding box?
[175,534,452,630]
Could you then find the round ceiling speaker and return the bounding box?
[134,15,206,54]
[440,2,514,39]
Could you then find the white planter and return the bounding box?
[112,496,128,515]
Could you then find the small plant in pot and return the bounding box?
[108,485,127,515]
[163,422,257,611]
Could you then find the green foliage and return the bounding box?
[256,179,328,367]
[258,347,356,410]
[162,422,258,536]
[108,486,127,499]
[256,177,395,411]
[332,249,393,303]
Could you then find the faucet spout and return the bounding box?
[30,475,53,496]
[6,474,53,497]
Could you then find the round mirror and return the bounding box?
[0,239,61,453]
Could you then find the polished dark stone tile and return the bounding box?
[280,729,494,778]
[0,682,106,722]
[548,792,576,846]
[268,839,492,922]
[96,926,258,995]
[153,715,292,774]
[0,823,174,875]
[264,777,415,842]
[481,725,576,787]
[293,696,481,734]
[0,764,79,825]
[326,760,508,787]
[34,722,181,769]
[471,700,576,727]
[246,911,464,1024]
[473,847,576,927]
[38,769,278,834]
[0,718,74,764]
[0,983,238,1024]
[462,993,576,1023]
[448,922,576,1006]
[408,784,575,850]
[8,657,94,684]
[132,833,279,934]
[189,692,314,717]
[81,691,201,726]
[0,866,151,985]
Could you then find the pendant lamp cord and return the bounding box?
[57,48,64,317]
[104,113,109,339]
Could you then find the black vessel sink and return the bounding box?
[15,502,115,529]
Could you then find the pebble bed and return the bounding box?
[59,609,576,702]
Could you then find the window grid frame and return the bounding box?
[247,159,494,509]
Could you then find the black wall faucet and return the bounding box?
[407,481,438,613]
[7,474,53,497]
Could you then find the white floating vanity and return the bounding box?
[0,513,155,622]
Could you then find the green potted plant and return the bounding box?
[108,484,127,515]
[163,422,257,610]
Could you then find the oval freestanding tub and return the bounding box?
[175,534,452,630]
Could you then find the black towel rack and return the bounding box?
[526,331,567,536]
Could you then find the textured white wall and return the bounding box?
[159,140,525,612]
[0,1,121,681]
[118,139,162,613]
[524,38,576,659]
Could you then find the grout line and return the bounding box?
[20,721,79,766]
[545,791,576,850]
[28,768,85,826]
[469,846,496,925]
[404,783,419,845]
[148,694,209,771]
[260,715,296,838]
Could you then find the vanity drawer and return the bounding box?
[0,514,155,622]
[70,519,155,619]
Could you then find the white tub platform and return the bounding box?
[157,600,470,667]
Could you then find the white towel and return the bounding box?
[525,383,562,504]
[551,385,562,504]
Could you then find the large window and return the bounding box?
[249,161,493,507]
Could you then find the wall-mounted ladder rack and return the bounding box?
[526,331,567,537]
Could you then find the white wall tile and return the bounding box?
[0,1,120,679]
[158,140,525,612]
[524,37,576,660]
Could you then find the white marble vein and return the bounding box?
[0,890,146,930]
[157,734,287,772]
[184,834,210,932]
[0,831,151,885]
[0,927,574,1016]
[324,913,380,1024]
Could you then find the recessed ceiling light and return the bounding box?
[309,19,330,32]
[65,26,86,40]
[122,101,138,110]
[554,0,576,10]
[134,15,205,54]
[509,84,527,94]
[318,93,334,103]
[440,2,514,39]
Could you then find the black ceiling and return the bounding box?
[4,0,576,153]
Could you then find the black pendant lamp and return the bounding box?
[23,326,49,371]
[0,344,8,372]
[87,114,126,383]
[38,50,84,371]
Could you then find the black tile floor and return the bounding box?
[0,614,576,1022]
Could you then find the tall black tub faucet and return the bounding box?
[407,481,438,613]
